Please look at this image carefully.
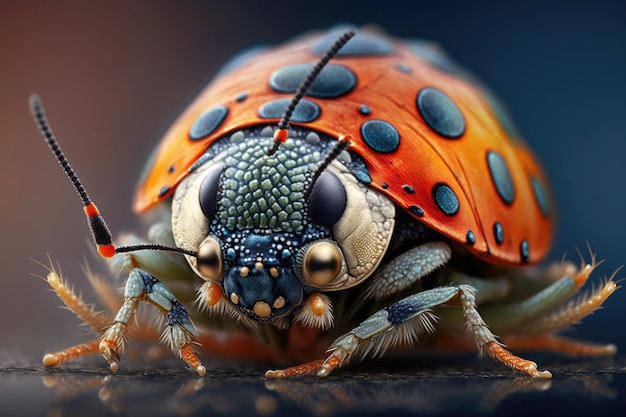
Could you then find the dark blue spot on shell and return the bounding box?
[360,119,400,153]
[466,230,476,245]
[270,63,356,98]
[409,205,424,217]
[417,88,465,139]
[258,98,320,123]
[531,176,551,218]
[487,151,515,205]
[189,106,228,140]
[381,183,389,189]
[168,164,175,174]
[402,185,415,194]
[520,240,530,263]
[347,151,372,185]
[358,105,371,116]
[312,29,392,56]
[226,248,237,261]
[235,92,248,102]
[351,166,372,184]
[188,153,211,173]
[432,183,459,216]
[395,64,412,73]
[493,222,504,244]
[158,185,170,198]
[216,46,267,77]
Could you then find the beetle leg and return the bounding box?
[44,267,112,333]
[461,274,579,333]
[364,241,451,300]
[266,284,551,379]
[264,286,452,378]
[501,334,617,357]
[99,268,206,375]
[436,256,618,359]
[41,266,113,367]
[441,258,617,336]
[43,340,102,368]
[494,275,618,358]
[511,279,618,334]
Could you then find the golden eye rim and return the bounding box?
[302,240,342,288]
[196,236,223,280]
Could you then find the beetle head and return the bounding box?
[172,126,395,328]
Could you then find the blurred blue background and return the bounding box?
[1,0,624,361]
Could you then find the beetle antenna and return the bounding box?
[266,29,355,156]
[29,94,197,259]
[304,134,352,199]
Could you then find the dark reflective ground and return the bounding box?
[2,356,624,417]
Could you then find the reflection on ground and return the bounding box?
[2,356,621,417]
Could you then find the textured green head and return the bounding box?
[172,125,395,327]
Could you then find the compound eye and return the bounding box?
[199,164,223,220]
[197,236,223,280]
[308,171,347,226]
[302,241,342,287]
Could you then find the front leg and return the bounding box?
[266,284,551,379]
[99,268,206,375]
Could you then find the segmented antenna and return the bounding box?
[266,30,356,156]
[29,94,196,259]
[304,134,352,199]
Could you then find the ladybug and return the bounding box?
[31,26,617,378]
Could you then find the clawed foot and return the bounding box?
[265,354,343,379]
